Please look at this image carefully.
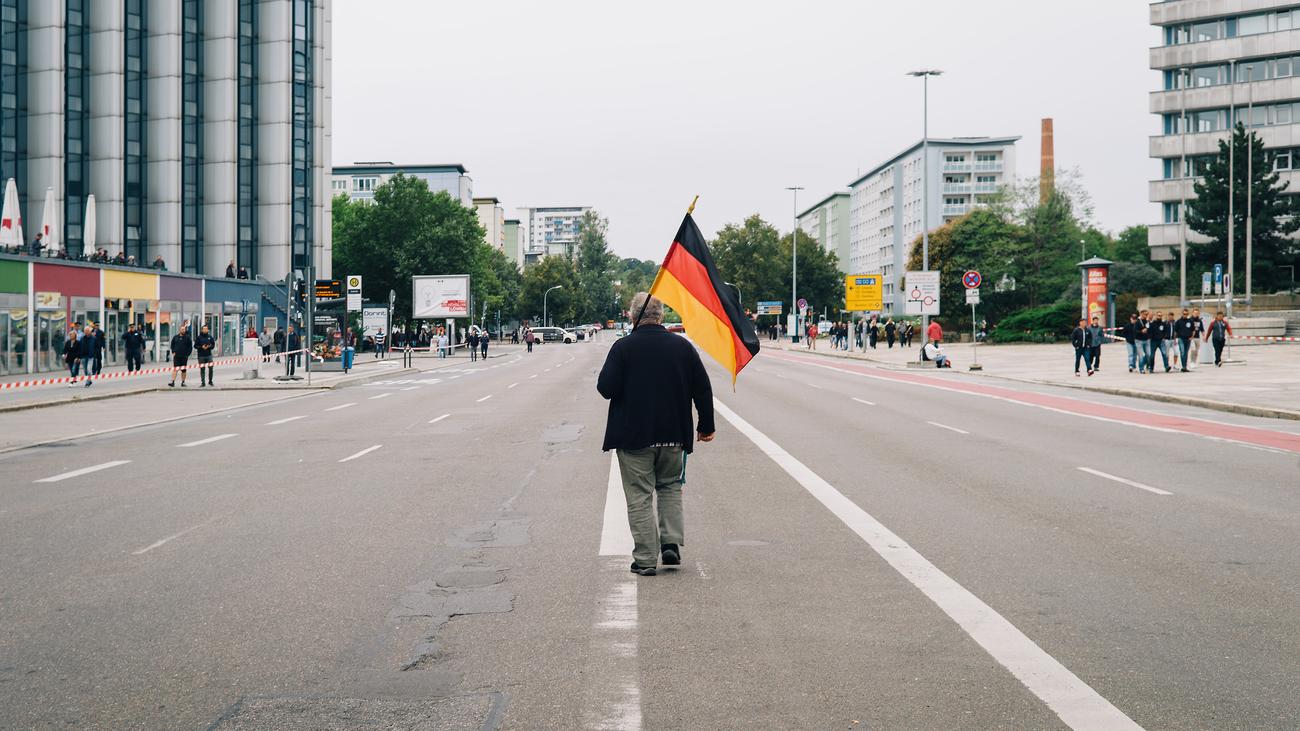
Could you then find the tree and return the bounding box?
[779,230,843,319]
[709,215,787,313]
[905,208,1024,328]
[518,255,580,326]
[574,210,618,323]
[1111,225,1151,265]
[467,243,523,329]
[1186,123,1300,293]
[332,174,484,321]
[611,257,658,318]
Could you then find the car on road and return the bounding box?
[531,326,574,344]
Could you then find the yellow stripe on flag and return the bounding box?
[651,267,739,378]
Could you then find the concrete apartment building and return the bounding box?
[796,192,851,269]
[331,162,472,207]
[847,136,1019,314]
[517,205,590,260]
[503,218,523,266]
[474,196,505,253]
[1149,1,1300,264]
[0,0,333,280]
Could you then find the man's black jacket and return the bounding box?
[171,331,193,357]
[597,324,714,453]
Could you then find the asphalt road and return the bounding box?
[1,335,1297,729]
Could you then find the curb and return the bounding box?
[0,385,162,414]
[768,342,1300,421]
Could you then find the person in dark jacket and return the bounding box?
[273,327,285,363]
[1173,308,1196,372]
[1119,313,1140,372]
[286,325,301,376]
[63,327,82,384]
[884,319,897,349]
[90,322,106,376]
[1150,312,1171,373]
[1204,311,1232,366]
[123,323,146,373]
[597,292,714,577]
[1135,310,1152,374]
[194,325,216,386]
[169,323,194,387]
[1086,317,1105,372]
[1071,318,1094,376]
[467,328,479,362]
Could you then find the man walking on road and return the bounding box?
[597,292,714,577]
[1072,318,1093,377]
[1188,308,1205,368]
[286,325,301,376]
[374,328,387,359]
[480,330,489,360]
[1174,308,1195,373]
[1119,314,1139,372]
[1151,312,1171,373]
[524,327,534,353]
[468,328,479,362]
[169,323,193,387]
[1135,310,1152,374]
[90,321,106,376]
[123,323,146,373]
[195,325,216,387]
[1087,316,1105,373]
[1205,311,1232,366]
[258,326,273,363]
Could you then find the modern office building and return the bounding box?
[796,192,851,269]
[473,196,505,253]
[847,136,1019,314]
[1148,2,1300,264]
[331,162,473,207]
[517,205,590,260]
[0,0,333,280]
[503,217,523,266]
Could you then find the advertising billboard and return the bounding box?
[412,275,470,319]
[1086,266,1108,325]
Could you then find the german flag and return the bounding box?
[648,212,760,383]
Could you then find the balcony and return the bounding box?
[1150,123,1300,157]
[1152,1,1295,26]
[1150,28,1300,71]
[942,183,971,194]
[942,204,971,217]
[942,162,972,172]
[973,182,1000,194]
[973,161,1002,172]
[1151,77,1300,115]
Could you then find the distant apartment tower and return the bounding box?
[517,206,591,260]
[796,193,851,270]
[331,163,472,207]
[1148,2,1300,264]
[503,218,523,266]
[474,197,505,253]
[0,0,334,279]
[848,136,1019,314]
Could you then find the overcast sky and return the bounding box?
[333,1,1157,262]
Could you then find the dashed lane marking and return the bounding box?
[266,415,307,426]
[852,397,876,406]
[325,403,356,412]
[368,393,393,400]
[429,414,450,424]
[714,399,1141,731]
[927,421,969,435]
[508,382,518,389]
[1077,467,1173,496]
[339,445,383,463]
[35,460,131,483]
[477,394,494,403]
[177,433,238,448]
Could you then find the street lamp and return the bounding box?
[908,69,942,338]
[786,186,803,343]
[543,285,563,328]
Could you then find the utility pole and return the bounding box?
[1180,66,1189,307]
[909,69,943,339]
[1245,64,1255,316]
[786,186,803,343]
[1227,59,1236,318]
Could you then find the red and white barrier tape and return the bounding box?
[0,348,314,391]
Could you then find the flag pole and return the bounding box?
[636,196,699,331]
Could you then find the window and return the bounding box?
[976,153,998,162]
[1238,14,1268,37]
[976,175,996,184]
[1163,202,1181,224]
[944,197,965,206]
[944,154,965,163]
[1191,20,1222,43]
[64,0,90,255]
[1275,151,1292,170]
[182,0,203,273]
[238,0,258,274]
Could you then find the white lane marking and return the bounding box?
[325,402,356,412]
[339,445,383,463]
[131,515,220,555]
[599,453,635,556]
[428,413,451,424]
[402,386,419,391]
[544,368,552,373]
[852,397,876,406]
[368,392,392,400]
[1077,467,1173,496]
[35,460,131,483]
[177,433,238,448]
[583,562,643,730]
[508,382,518,389]
[927,421,969,435]
[529,374,538,379]
[477,394,493,402]
[714,399,1141,730]
[808,383,824,390]
[266,415,307,426]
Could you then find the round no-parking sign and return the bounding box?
[962,270,982,289]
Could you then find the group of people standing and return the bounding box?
[1080,307,1235,376]
[61,322,107,387]
[804,317,918,351]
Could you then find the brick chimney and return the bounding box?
[1040,118,1055,204]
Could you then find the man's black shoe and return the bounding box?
[661,544,681,565]
[629,562,656,576]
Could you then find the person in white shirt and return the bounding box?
[923,339,950,368]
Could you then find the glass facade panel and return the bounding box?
[124,0,148,261]
[237,0,257,274]
[65,0,89,255]
[291,0,315,272]
[182,0,203,273]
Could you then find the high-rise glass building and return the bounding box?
[1149,2,1300,265]
[0,0,333,279]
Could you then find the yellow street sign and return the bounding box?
[845,274,883,311]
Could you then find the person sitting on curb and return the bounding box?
[923,339,950,368]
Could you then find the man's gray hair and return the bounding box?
[630,292,664,326]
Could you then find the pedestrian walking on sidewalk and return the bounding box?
[1188,308,1205,368]
[867,318,879,349]
[1119,314,1140,372]
[374,329,387,359]
[1087,317,1105,372]
[438,331,449,358]
[90,322,105,376]
[1072,319,1094,376]
[273,327,285,362]
[1165,310,1181,370]
[597,292,714,578]
[63,327,81,384]
[1206,311,1232,366]
[885,319,896,349]
[123,323,146,373]
[195,325,216,386]
[1174,308,1195,372]
[342,328,356,373]
[902,320,914,348]
[169,324,193,387]
[77,325,97,387]
[926,319,943,345]
[807,322,819,350]
[258,327,273,363]
[468,328,479,362]
[286,325,301,376]
[1151,312,1171,372]
[1135,310,1152,373]
[480,330,489,360]
[524,327,534,354]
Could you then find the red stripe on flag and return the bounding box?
[660,242,754,372]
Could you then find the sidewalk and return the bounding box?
[768,338,1300,420]
[0,345,526,413]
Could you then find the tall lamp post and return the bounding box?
[1245,63,1255,314]
[785,186,803,343]
[1227,59,1236,318]
[1179,66,1189,307]
[908,69,942,338]
[543,285,563,328]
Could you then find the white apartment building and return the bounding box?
[0,0,333,279]
[517,206,590,260]
[1149,1,1300,264]
[474,197,505,253]
[796,192,851,269]
[848,136,1019,314]
[331,163,473,207]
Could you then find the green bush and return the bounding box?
[988,301,1077,343]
